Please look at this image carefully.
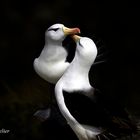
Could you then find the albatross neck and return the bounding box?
[40,41,67,62]
[70,53,93,75]
[46,39,63,46]
[61,53,92,90]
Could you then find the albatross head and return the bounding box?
[45,24,80,43]
[72,35,97,65]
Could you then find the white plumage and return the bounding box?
[34,23,80,84]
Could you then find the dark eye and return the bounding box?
[48,28,59,32]
[79,40,83,47]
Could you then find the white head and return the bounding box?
[72,35,98,66]
[45,23,80,43]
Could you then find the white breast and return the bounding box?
[34,58,69,84]
[58,70,91,93]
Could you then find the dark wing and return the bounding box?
[63,89,138,140]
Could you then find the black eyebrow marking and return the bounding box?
[48,28,59,32]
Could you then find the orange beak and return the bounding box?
[63,26,80,35]
[72,35,81,42]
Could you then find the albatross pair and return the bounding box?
[34,24,137,140]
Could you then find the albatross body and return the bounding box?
[55,35,137,140]
[34,24,80,84]
[33,24,80,121]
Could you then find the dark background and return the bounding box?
[0,0,139,139]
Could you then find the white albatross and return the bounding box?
[33,23,80,84]
[33,24,80,121]
[55,35,137,140]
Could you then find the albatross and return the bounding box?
[33,23,80,121]
[33,23,80,84]
[55,35,138,140]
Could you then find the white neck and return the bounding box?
[39,41,67,62]
[55,85,88,139]
[72,53,92,74]
[61,53,93,92]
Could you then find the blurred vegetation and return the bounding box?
[0,75,51,139]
